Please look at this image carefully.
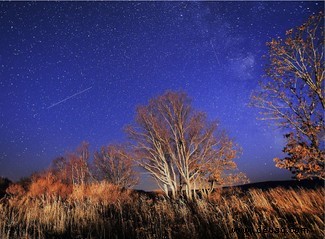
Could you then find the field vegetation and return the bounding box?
[0,177,323,239]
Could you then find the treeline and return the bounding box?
[3,91,248,202]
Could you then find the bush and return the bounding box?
[6,184,25,198]
[28,172,72,199]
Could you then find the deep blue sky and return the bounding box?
[0,1,322,190]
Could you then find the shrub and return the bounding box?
[6,184,25,198]
[28,172,72,199]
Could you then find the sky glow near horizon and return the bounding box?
[0,1,322,190]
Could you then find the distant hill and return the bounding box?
[137,179,324,199]
[232,179,324,191]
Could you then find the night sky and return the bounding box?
[0,1,322,190]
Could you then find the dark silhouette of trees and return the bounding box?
[0,177,12,198]
[127,91,246,200]
[251,12,324,180]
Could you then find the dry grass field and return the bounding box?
[0,180,323,239]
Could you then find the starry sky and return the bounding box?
[0,1,322,190]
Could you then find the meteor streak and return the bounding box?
[47,86,92,110]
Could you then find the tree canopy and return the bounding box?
[127,91,247,199]
[251,12,324,180]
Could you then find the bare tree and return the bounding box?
[251,12,324,180]
[51,142,91,185]
[68,141,91,185]
[127,91,244,200]
[94,144,138,189]
[51,156,69,183]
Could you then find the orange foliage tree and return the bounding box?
[127,91,246,200]
[28,171,72,199]
[93,144,138,189]
[251,12,324,180]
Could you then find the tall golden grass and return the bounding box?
[0,183,324,239]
